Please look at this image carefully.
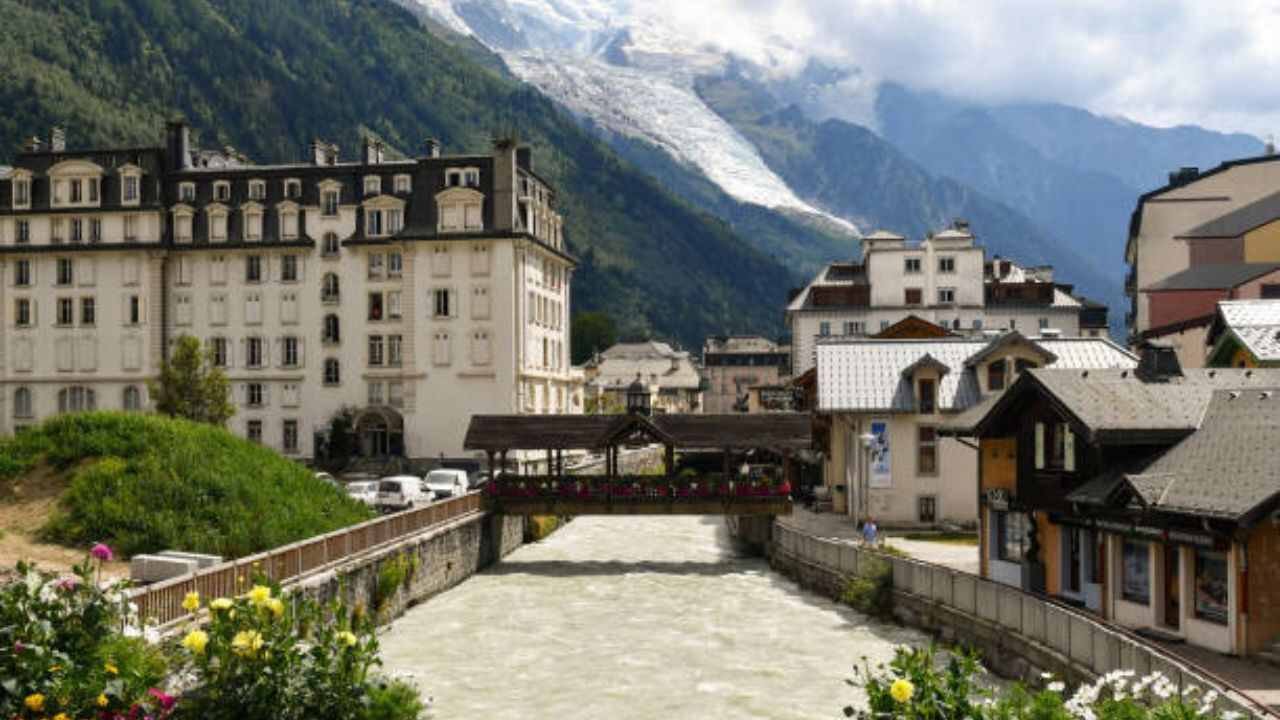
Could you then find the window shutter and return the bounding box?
[274,338,283,369]
[263,384,271,407]
[1063,428,1076,472]
[297,338,306,368]
[138,297,147,325]
[239,338,247,367]
[121,295,131,325]
[30,300,37,327]
[1034,423,1045,470]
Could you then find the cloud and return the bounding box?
[637,0,1280,136]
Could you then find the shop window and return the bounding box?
[1194,549,1228,625]
[996,511,1027,563]
[1121,540,1150,605]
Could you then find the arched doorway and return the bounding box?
[354,406,405,458]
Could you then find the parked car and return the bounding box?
[314,471,340,488]
[345,480,379,506]
[376,475,435,512]
[422,469,470,499]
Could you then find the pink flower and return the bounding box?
[147,688,175,711]
[91,543,114,562]
[57,576,81,592]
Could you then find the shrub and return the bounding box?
[173,582,422,720]
[0,551,172,719]
[0,412,374,558]
[374,553,415,612]
[840,556,893,617]
[526,515,562,541]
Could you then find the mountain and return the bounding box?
[0,0,802,348]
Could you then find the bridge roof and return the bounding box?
[464,413,813,452]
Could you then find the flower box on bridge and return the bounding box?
[481,473,793,515]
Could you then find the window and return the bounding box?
[1038,317,1050,330]
[368,292,384,321]
[281,255,298,282]
[387,291,402,319]
[207,210,226,242]
[996,511,1028,562]
[917,426,938,475]
[70,179,82,204]
[247,420,263,444]
[122,386,142,411]
[363,176,381,196]
[365,209,383,237]
[987,359,1007,391]
[71,218,84,244]
[322,273,340,302]
[248,180,266,201]
[1121,540,1150,605]
[367,381,384,406]
[433,288,451,317]
[13,177,30,208]
[388,381,405,408]
[282,337,300,368]
[123,175,139,204]
[57,258,73,286]
[1194,549,1228,624]
[51,218,64,244]
[973,318,983,331]
[15,298,32,327]
[843,321,865,335]
[1261,284,1280,299]
[937,287,956,304]
[244,210,263,241]
[57,298,74,326]
[917,379,936,414]
[16,220,29,245]
[938,256,956,273]
[245,255,262,283]
[818,321,831,337]
[388,252,403,278]
[1034,422,1075,471]
[368,253,384,279]
[368,335,384,366]
[213,181,231,202]
[323,358,341,385]
[211,337,229,368]
[388,334,403,367]
[322,232,340,256]
[905,288,922,305]
[904,257,922,274]
[126,295,141,325]
[323,314,340,344]
[322,190,339,216]
[15,259,31,287]
[247,337,264,368]
[13,387,32,418]
[179,183,196,203]
[247,382,264,407]
[918,495,937,523]
[88,218,102,244]
[280,209,298,240]
[282,420,299,453]
[80,297,95,326]
[284,179,301,199]
[394,175,411,194]
[57,386,95,413]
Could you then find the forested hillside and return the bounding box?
[0,0,796,346]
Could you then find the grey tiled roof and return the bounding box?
[1214,300,1280,362]
[1122,389,1280,520]
[816,335,1137,413]
[1176,189,1280,239]
[1144,263,1280,291]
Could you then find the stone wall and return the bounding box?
[739,520,1268,718]
[293,512,525,624]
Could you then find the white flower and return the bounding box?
[1047,681,1065,693]
[1040,671,1055,680]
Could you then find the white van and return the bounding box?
[423,469,470,499]
[376,475,434,512]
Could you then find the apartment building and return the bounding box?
[701,335,790,413]
[787,223,1106,376]
[0,123,578,463]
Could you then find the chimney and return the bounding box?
[491,135,518,232]
[326,142,339,165]
[1135,340,1182,383]
[310,139,327,165]
[423,138,441,158]
[48,127,66,152]
[952,218,970,232]
[21,136,42,153]
[362,138,377,165]
[1167,166,1199,186]
[165,119,192,171]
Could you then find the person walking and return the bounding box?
[861,517,879,547]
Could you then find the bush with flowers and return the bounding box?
[844,646,1245,720]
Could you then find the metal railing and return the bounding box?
[132,493,482,626]
[772,523,1277,719]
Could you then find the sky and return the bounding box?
[645,0,1280,138]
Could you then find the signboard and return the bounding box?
[868,419,892,488]
[757,387,796,412]
[984,488,1011,511]
[1056,517,1217,549]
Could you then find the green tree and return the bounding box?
[572,311,617,365]
[149,335,235,426]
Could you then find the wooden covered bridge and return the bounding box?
[464,412,811,516]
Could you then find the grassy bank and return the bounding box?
[0,412,374,558]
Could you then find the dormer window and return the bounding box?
[248,180,266,200]
[279,205,299,240]
[283,179,301,199]
[121,174,139,205]
[179,182,196,203]
[213,181,231,202]
[322,189,339,216]
[172,208,194,244]
[465,169,479,187]
[11,173,31,209]
[988,359,1007,391]
[917,378,936,414]
[446,167,480,189]
[363,175,381,197]
[364,207,402,237]
[394,175,411,194]
[208,207,228,242]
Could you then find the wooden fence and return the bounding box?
[132,493,482,626]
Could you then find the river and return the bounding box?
[379,516,929,719]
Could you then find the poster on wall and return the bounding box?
[1121,540,1150,604]
[1194,549,1228,624]
[868,419,892,488]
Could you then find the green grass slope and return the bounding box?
[0,413,374,558]
[0,0,795,346]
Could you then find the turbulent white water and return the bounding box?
[379,516,927,719]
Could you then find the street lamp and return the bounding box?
[857,432,878,524]
[626,373,651,416]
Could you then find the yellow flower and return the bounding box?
[336,630,358,648]
[49,664,62,672]
[54,713,70,720]
[97,693,109,708]
[210,597,233,612]
[181,629,209,655]
[267,597,285,618]
[890,678,915,704]
[246,584,272,607]
[104,662,119,675]
[231,630,264,657]
[182,590,200,612]
[24,693,44,712]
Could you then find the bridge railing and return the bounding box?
[485,474,790,499]
[131,493,482,627]
[772,523,1276,719]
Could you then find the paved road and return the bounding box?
[780,507,980,574]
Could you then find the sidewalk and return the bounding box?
[779,506,979,574]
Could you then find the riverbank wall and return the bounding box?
[730,516,1266,718]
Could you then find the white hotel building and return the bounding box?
[0,123,580,463]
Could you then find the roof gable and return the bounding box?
[964,330,1057,368]
[873,315,952,339]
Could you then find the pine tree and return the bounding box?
[148,335,235,426]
